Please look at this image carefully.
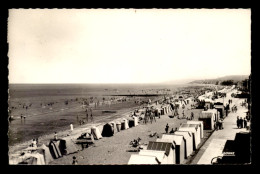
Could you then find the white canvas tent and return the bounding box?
[15,152,45,165]
[109,121,117,133]
[36,144,54,164]
[128,154,160,165]
[187,121,204,138]
[91,126,102,140]
[174,131,193,158]
[132,116,139,126]
[121,118,129,130]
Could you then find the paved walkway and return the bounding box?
[191,89,249,164]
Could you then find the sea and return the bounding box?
[8,83,194,146]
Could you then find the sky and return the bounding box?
[8,9,251,84]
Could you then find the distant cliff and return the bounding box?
[189,75,249,85]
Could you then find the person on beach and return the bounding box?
[150,111,156,123]
[89,108,92,115]
[85,109,89,122]
[225,104,229,117]
[54,132,58,140]
[191,112,194,120]
[218,119,223,130]
[70,124,74,131]
[32,139,37,147]
[72,156,78,165]
[237,116,240,128]
[21,114,23,119]
[143,111,149,124]
[169,128,175,134]
[239,117,244,128]
[90,113,93,122]
[165,124,169,133]
[246,115,250,122]
[182,110,185,119]
[244,118,248,129]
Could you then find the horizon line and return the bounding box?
[8,82,188,85]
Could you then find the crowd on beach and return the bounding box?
[9,84,251,165]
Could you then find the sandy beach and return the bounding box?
[8,84,225,165]
[47,101,212,165]
[10,99,211,165]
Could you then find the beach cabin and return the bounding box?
[214,102,225,118]
[101,123,114,137]
[167,104,172,113]
[61,137,80,155]
[146,141,176,164]
[109,121,117,133]
[17,152,45,165]
[179,125,200,150]
[10,149,46,165]
[128,154,160,165]
[174,131,193,158]
[154,108,161,117]
[115,121,121,132]
[186,98,193,105]
[204,99,214,109]
[161,106,167,115]
[128,116,138,127]
[91,126,102,140]
[199,109,219,130]
[121,118,129,130]
[139,150,167,164]
[36,144,54,164]
[159,134,186,164]
[187,121,204,138]
[49,140,63,159]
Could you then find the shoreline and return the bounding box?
[8,99,155,155]
[8,84,224,163]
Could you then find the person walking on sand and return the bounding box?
[85,108,89,122]
[191,112,194,120]
[169,128,175,134]
[237,116,240,128]
[72,156,78,165]
[21,114,23,119]
[244,118,248,129]
[70,124,74,131]
[54,132,58,141]
[90,112,93,122]
[165,123,169,134]
[239,117,244,128]
[32,139,37,147]
[182,110,185,119]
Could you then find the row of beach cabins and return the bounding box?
[128,109,222,164]
[9,87,230,165]
[128,87,233,164]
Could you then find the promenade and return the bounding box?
[191,89,250,164]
